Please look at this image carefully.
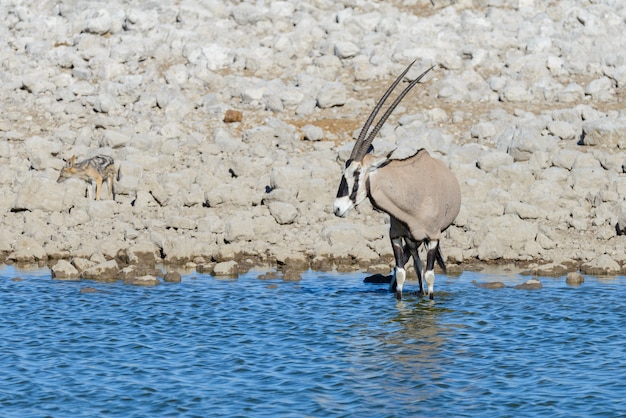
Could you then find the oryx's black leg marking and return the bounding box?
[425,240,440,300]
[390,237,407,293]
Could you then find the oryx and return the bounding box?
[333,62,461,301]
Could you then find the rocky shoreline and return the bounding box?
[1,0,625,283]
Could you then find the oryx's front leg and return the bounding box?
[424,240,439,300]
[390,237,409,300]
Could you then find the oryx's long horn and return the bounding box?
[351,64,436,162]
[350,61,417,161]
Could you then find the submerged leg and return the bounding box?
[425,240,440,300]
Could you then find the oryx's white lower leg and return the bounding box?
[425,270,435,299]
[425,240,439,300]
[393,267,406,301]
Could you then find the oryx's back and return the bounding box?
[369,149,460,241]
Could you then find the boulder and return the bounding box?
[10,237,47,263]
[316,82,346,108]
[515,278,542,290]
[580,254,621,275]
[123,275,161,286]
[51,260,80,280]
[163,271,182,283]
[268,202,299,225]
[581,119,626,147]
[213,260,239,276]
[82,260,119,281]
[565,272,585,285]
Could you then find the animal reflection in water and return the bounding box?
[333,62,461,301]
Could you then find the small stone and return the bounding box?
[51,259,80,280]
[163,271,182,283]
[316,82,346,108]
[515,278,543,290]
[472,280,506,289]
[268,201,299,225]
[82,260,119,282]
[258,271,281,280]
[301,124,324,141]
[334,41,360,59]
[213,260,239,276]
[123,275,161,286]
[224,109,243,123]
[565,272,585,285]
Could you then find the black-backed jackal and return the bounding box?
[57,155,116,200]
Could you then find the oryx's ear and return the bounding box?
[368,148,395,172]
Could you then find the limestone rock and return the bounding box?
[163,271,182,283]
[565,272,585,285]
[515,278,542,290]
[51,260,80,280]
[268,202,299,225]
[213,260,239,276]
[580,254,621,275]
[82,260,119,281]
[581,119,626,147]
[123,275,161,286]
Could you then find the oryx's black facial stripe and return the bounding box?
[344,159,353,169]
[336,176,349,198]
[349,168,361,201]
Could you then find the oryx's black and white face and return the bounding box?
[333,159,368,218]
[334,151,392,217]
[331,62,434,219]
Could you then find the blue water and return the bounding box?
[1,265,625,417]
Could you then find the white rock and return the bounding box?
[301,124,324,141]
[83,9,114,35]
[316,82,347,108]
[268,202,299,225]
[334,41,360,59]
[476,151,513,172]
[581,119,626,147]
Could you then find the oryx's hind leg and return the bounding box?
[424,240,443,300]
[405,239,424,295]
[390,237,411,300]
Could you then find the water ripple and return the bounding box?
[0,266,625,416]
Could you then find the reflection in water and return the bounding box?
[382,297,456,393]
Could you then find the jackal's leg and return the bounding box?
[406,239,424,295]
[424,240,439,300]
[94,176,103,200]
[107,175,115,200]
[390,237,408,300]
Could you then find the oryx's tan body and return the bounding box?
[367,149,460,243]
